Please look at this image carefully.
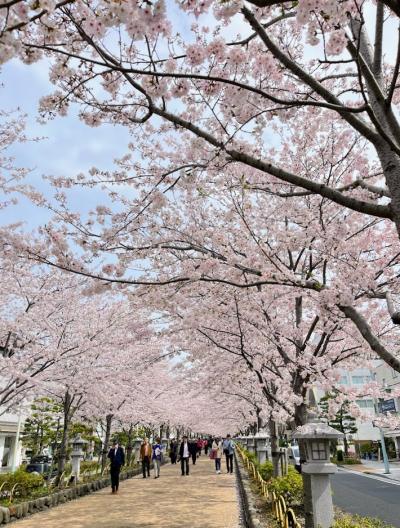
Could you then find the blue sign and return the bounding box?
[379,399,396,413]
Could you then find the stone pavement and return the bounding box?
[14,456,239,528]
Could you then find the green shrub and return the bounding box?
[267,466,303,505]
[0,469,45,498]
[243,449,258,466]
[337,450,344,462]
[343,457,362,465]
[259,460,274,481]
[331,457,361,465]
[334,512,394,527]
[80,461,100,473]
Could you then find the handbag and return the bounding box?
[209,449,217,460]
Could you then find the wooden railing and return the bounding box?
[237,444,301,528]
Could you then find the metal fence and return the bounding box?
[237,445,301,528]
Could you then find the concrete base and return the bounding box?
[309,474,334,528]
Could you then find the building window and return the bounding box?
[352,376,365,385]
[356,399,374,409]
[340,375,348,385]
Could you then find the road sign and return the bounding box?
[379,399,396,413]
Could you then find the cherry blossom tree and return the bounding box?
[1,0,399,231]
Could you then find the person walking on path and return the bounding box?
[179,435,190,476]
[169,439,178,464]
[140,438,152,478]
[205,437,211,456]
[211,438,223,474]
[222,434,235,474]
[107,439,125,493]
[189,440,197,465]
[197,438,203,457]
[152,437,163,479]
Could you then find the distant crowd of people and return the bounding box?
[107,434,236,493]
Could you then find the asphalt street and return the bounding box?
[331,469,400,527]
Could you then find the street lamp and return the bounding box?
[373,386,395,475]
[373,422,391,474]
[294,413,343,528]
[70,435,87,482]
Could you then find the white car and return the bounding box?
[287,445,301,472]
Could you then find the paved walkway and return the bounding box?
[340,460,400,482]
[14,457,239,528]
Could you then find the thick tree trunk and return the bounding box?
[101,414,113,474]
[56,391,72,486]
[343,435,349,457]
[126,425,133,465]
[294,403,314,528]
[268,420,281,477]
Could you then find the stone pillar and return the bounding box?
[247,436,256,454]
[255,433,269,465]
[70,435,86,483]
[133,438,142,464]
[294,414,343,528]
[0,435,6,468]
[395,437,400,459]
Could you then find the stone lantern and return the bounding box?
[70,434,87,483]
[246,435,256,454]
[294,414,343,528]
[254,431,269,464]
[133,438,143,464]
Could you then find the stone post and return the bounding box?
[70,435,87,483]
[294,414,343,528]
[247,436,256,454]
[254,432,269,465]
[133,438,142,465]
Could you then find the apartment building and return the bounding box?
[0,409,24,473]
[313,367,380,447]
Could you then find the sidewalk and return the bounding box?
[13,457,239,528]
[339,459,400,482]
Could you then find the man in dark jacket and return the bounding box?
[178,435,190,476]
[189,440,197,465]
[108,439,125,493]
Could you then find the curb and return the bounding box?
[234,453,265,528]
[338,465,400,482]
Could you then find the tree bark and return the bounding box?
[268,419,281,477]
[126,424,133,465]
[101,414,113,474]
[56,390,71,486]
[294,403,314,528]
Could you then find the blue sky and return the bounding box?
[0,0,202,231]
[1,58,133,229]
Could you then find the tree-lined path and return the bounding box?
[13,458,239,528]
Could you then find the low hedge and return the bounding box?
[267,466,303,506]
[332,457,362,465]
[0,469,45,500]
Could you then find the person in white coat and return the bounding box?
[211,438,223,474]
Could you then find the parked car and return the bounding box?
[25,455,53,476]
[287,445,301,472]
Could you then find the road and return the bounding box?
[331,469,400,527]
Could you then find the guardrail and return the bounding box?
[237,445,301,528]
